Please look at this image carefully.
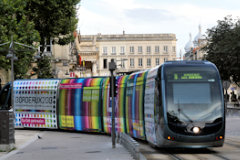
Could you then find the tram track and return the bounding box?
[224,141,240,148]
[168,153,184,160]
[224,138,240,148]
[211,154,232,160]
[139,141,234,160]
[166,149,231,160]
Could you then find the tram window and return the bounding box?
[165,65,223,123]
[173,83,211,104]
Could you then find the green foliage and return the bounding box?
[34,56,53,78]
[26,0,79,41]
[0,0,80,79]
[203,16,240,86]
[25,0,80,78]
[0,0,40,79]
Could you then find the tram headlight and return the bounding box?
[192,126,200,134]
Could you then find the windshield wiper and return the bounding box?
[177,101,193,123]
[177,108,193,123]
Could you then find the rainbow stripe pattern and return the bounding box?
[102,77,111,133]
[115,75,129,133]
[102,76,129,134]
[58,78,104,131]
[126,71,148,139]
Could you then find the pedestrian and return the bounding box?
[237,95,240,107]
[226,93,230,102]
[231,91,237,102]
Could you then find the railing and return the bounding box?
[117,132,146,160]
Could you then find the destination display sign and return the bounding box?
[165,66,218,82]
[174,73,203,80]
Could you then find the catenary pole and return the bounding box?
[109,59,116,148]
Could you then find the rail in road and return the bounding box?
[139,137,240,160]
[137,108,240,160]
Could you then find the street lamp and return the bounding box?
[3,36,38,110]
[0,36,37,151]
[6,41,18,110]
[108,58,128,149]
[7,37,38,110]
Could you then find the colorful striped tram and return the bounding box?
[1,61,225,148]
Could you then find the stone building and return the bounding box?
[75,32,177,77]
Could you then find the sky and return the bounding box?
[77,0,240,57]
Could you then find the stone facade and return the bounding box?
[51,43,75,78]
[76,32,177,76]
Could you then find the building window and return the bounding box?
[147,46,151,54]
[46,47,51,52]
[147,58,151,67]
[172,46,176,52]
[164,57,168,62]
[103,47,108,55]
[112,46,116,55]
[138,58,142,67]
[130,46,134,53]
[39,39,52,55]
[156,58,160,66]
[120,46,125,55]
[130,58,134,67]
[121,59,125,68]
[40,46,44,52]
[46,39,51,52]
[103,59,107,69]
[155,46,159,53]
[138,46,142,53]
[164,46,168,53]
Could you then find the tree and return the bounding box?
[0,0,40,79]
[25,0,80,78]
[203,16,240,87]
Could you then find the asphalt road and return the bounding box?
[2,131,133,160]
[226,116,240,138]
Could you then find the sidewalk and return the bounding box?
[0,129,134,160]
[0,129,42,160]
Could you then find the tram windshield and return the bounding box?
[164,66,223,126]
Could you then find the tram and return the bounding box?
[0,61,225,148]
[145,61,225,148]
